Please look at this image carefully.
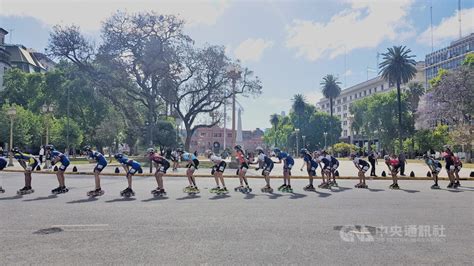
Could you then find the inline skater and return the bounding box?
[443,146,456,188]
[146,148,170,196]
[384,154,400,189]
[83,146,107,197]
[423,154,441,189]
[315,151,331,189]
[300,148,318,191]
[209,154,228,194]
[0,156,6,193]
[46,145,70,194]
[114,153,142,197]
[273,148,294,193]
[453,154,462,188]
[350,153,370,188]
[234,145,252,193]
[252,147,274,193]
[177,149,200,194]
[10,148,38,195]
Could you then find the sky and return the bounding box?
[1,0,473,130]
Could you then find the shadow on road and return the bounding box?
[314,190,331,198]
[244,193,255,200]
[142,196,169,202]
[23,195,57,201]
[209,194,231,200]
[266,193,283,199]
[0,194,23,200]
[105,197,136,203]
[289,192,307,199]
[440,188,463,193]
[67,197,99,204]
[176,194,201,200]
[330,186,352,193]
[400,189,420,193]
[367,188,385,192]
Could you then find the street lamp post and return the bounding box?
[324,132,328,150]
[7,106,17,167]
[226,64,242,152]
[302,135,306,148]
[42,103,54,169]
[295,128,300,154]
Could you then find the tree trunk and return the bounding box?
[184,126,192,151]
[396,80,403,153]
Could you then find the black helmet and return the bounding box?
[234,145,242,151]
[147,148,156,154]
[83,145,92,152]
[300,148,308,155]
[114,153,124,160]
[273,148,281,154]
[45,144,55,151]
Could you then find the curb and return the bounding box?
[3,169,473,181]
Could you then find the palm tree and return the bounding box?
[407,82,425,112]
[292,94,306,128]
[320,75,341,118]
[379,46,417,152]
[270,114,279,147]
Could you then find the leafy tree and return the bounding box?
[269,114,279,147]
[0,104,42,151]
[406,82,425,112]
[151,120,178,148]
[332,142,358,157]
[49,117,83,152]
[379,45,417,152]
[292,94,306,128]
[414,125,451,153]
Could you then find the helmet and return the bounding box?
[147,148,156,154]
[234,145,242,151]
[384,155,390,160]
[321,150,327,155]
[11,147,20,153]
[114,153,124,160]
[176,148,183,154]
[45,144,55,151]
[300,148,308,155]
[83,145,92,152]
[210,155,220,162]
[255,146,264,153]
[273,148,281,154]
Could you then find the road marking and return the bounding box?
[52,224,109,227]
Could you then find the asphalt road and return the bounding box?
[0,172,473,265]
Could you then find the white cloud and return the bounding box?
[303,91,323,105]
[344,69,353,76]
[419,8,474,47]
[0,0,230,31]
[285,0,415,61]
[234,38,274,62]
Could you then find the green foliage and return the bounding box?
[429,68,449,88]
[0,105,42,150]
[414,125,451,153]
[350,91,413,152]
[152,121,178,148]
[462,53,474,68]
[332,142,358,156]
[49,117,84,151]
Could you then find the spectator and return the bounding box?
[399,152,407,176]
[39,146,45,164]
[368,151,378,177]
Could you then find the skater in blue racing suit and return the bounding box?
[115,153,142,196]
[300,148,318,191]
[84,146,108,196]
[273,148,294,192]
[0,156,7,193]
[11,148,39,194]
[46,145,70,194]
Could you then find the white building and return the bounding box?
[316,61,425,147]
[0,28,11,90]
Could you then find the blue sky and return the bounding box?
[1,0,473,130]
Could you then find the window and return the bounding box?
[354,94,357,99]
[363,91,366,96]
[343,105,347,111]
[381,84,384,90]
[350,95,352,100]
[343,97,347,102]
[343,113,347,118]
[343,121,347,126]
[337,106,341,112]
[343,130,347,137]
[200,132,206,137]
[228,133,232,137]
[337,99,341,104]
[374,87,377,92]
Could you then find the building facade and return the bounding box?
[0,28,11,90]
[425,33,473,84]
[316,61,425,147]
[188,126,265,154]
